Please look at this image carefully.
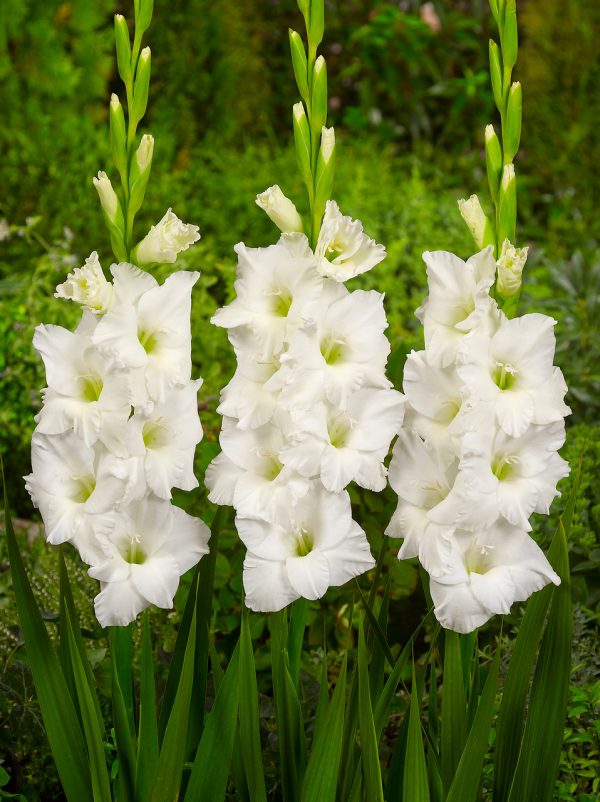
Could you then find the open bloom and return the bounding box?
[496,239,528,297]
[315,200,386,282]
[217,354,281,430]
[55,252,114,313]
[135,208,200,264]
[89,497,210,627]
[239,487,375,611]
[429,523,560,633]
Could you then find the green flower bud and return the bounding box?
[501,0,518,71]
[308,0,324,50]
[314,126,336,228]
[489,0,499,25]
[93,171,121,226]
[457,194,495,250]
[297,0,309,20]
[110,94,127,179]
[131,47,151,129]
[489,40,503,111]
[293,102,312,188]
[504,82,522,163]
[128,134,154,219]
[289,29,309,103]
[498,164,517,246]
[136,0,154,37]
[114,15,132,86]
[311,56,327,135]
[485,124,503,202]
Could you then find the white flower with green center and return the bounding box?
[55,251,114,313]
[25,432,133,564]
[33,322,131,455]
[456,311,570,437]
[135,208,200,265]
[386,430,459,577]
[204,416,310,524]
[272,288,392,410]
[416,247,499,367]
[315,200,386,282]
[217,353,281,430]
[89,497,210,627]
[445,411,569,531]
[212,234,323,360]
[92,267,199,403]
[238,487,376,611]
[428,523,560,633]
[280,387,405,492]
[125,378,203,500]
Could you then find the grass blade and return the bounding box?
[109,629,136,802]
[403,664,430,802]
[136,613,159,802]
[440,630,467,794]
[357,618,384,802]
[239,607,267,802]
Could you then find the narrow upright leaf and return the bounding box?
[440,631,467,793]
[136,613,159,802]
[402,665,430,802]
[239,608,267,802]
[109,630,136,802]
[357,619,384,802]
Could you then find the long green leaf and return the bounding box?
[301,653,347,802]
[239,608,267,802]
[65,609,112,802]
[109,629,136,802]
[403,664,430,802]
[288,597,308,688]
[446,645,500,802]
[112,624,135,736]
[184,644,240,802]
[440,630,467,793]
[357,619,384,802]
[312,647,329,746]
[508,520,572,802]
[355,581,394,667]
[150,608,197,802]
[3,474,92,801]
[136,614,159,802]
[370,577,391,703]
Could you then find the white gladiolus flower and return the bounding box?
[55,252,114,313]
[496,239,529,297]
[89,497,210,627]
[239,487,376,611]
[280,387,405,492]
[255,185,303,233]
[93,268,199,402]
[429,524,560,633]
[212,234,323,360]
[273,288,392,410]
[457,312,570,437]
[205,416,311,523]
[416,247,499,367]
[457,195,492,249]
[315,200,386,282]
[33,323,131,454]
[135,208,200,264]
[25,432,132,563]
[217,354,281,429]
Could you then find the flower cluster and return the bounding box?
[25,251,210,627]
[386,246,570,633]
[206,196,404,611]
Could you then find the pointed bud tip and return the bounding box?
[315,55,326,70]
[140,46,151,60]
[485,124,495,139]
[293,102,306,120]
[110,93,120,108]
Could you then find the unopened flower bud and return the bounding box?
[256,185,303,233]
[93,171,120,224]
[496,238,528,297]
[135,208,200,264]
[135,133,154,173]
[458,195,495,250]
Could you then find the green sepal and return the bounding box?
[293,103,313,189]
[313,127,335,240]
[485,124,503,202]
[504,82,522,164]
[489,40,503,112]
[128,135,154,222]
[308,0,324,50]
[114,15,132,86]
[110,95,127,181]
[136,0,154,37]
[131,47,151,130]
[311,56,327,137]
[297,0,310,21]
[501,0,518,71]
[109,228,129,263]
[498,164,517,246]
[289,29,309,103]
[489,0,499,24]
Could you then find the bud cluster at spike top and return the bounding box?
[25,245,209,628]
[386,246,571,633]
[206,191,405,612]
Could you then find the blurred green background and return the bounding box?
[0,1,599,799]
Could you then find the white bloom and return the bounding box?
[416,248,499,367]
[280,387,405,492]
[212,234,323,360]
[456,312,570,437]
[496,238,528,297]
[125,379,203,499]
[273,288,392,410]
[239,487,375,611]
[93,171,119,222]
[429,523,560,633]
[89,497,210,627]
[33,323,131,454]
[205,416,310,524]
[315,200,386,282]
[217,354,281,429]
[135,208,200,264]
[92,266,199,402]
[25,432,131,563]
[54,252,114,313]
[386,430,458,577]
[255,185,303,233]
